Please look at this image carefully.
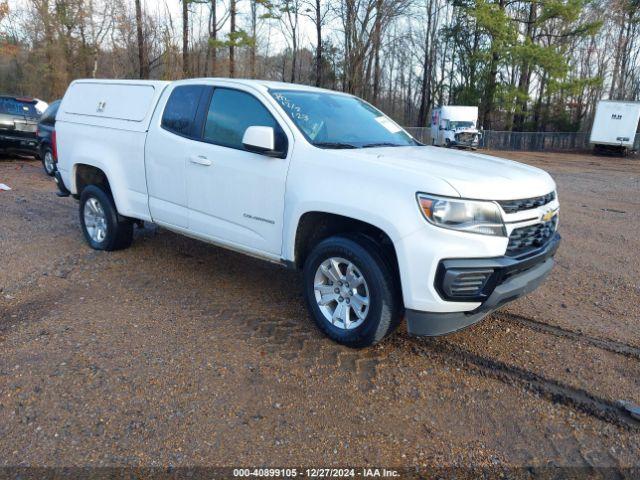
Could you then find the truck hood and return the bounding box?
[338,146,555,200]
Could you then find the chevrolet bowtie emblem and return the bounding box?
[541,209,557,222]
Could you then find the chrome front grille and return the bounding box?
[498,191,556,214]
[507,216,558,257]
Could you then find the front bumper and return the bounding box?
[452,133,481,149]
[406,233,560,336]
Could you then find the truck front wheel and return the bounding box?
[302,235,402,348]
[79,185,133,251]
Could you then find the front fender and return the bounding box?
[281,201,424,264]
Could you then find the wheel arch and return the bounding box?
[72,163,112,197]
[290,211,402,301]
[70,162,134,218]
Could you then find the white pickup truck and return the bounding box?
[54,79,560,347]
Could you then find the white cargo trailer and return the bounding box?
[590,100,640,155]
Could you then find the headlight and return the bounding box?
[417,193,506,236]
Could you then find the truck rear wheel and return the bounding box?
[79,185,133,251]
[302,235,402,348]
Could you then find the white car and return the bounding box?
[54,79,560,347]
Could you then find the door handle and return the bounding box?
[189,155,212,166]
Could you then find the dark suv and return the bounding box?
[37,100,61,176]
[0,96,41,157]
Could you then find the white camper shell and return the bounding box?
[430,106,482,149]
[589,100,640,155]
[57,79,169,131]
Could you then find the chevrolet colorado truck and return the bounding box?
[54,79,560,347]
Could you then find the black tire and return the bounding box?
[79,185,133,251]
[302,235,402,348]
[41,146,56,176]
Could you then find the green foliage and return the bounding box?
[209,29,255,48]
[452,85,483,105]
[448,0,605,130]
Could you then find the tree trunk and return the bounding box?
[609,14,625,100]
[532,71,547,131]
[182,0,189,77]
[315,0,322,87]
[135,0,148,79]
[290,33,297,83]
[250,0,257,78]
[229,0,236,77]
[41,0,56,97]
[513,0,537,132]
[371,0,383,102]
[417,0,435,127]
[616,10,634,99]
[479,0,506,130]
[208,0,218,76]
[288,3,298,84]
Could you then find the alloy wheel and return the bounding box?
[44,151,55,174]
[83,197,108,243]
[313,257,370,330]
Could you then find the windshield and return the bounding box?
[449,121,474,129]
[270,89,417,149]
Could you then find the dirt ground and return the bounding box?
[1,151,639,474]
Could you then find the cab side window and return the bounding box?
[161,85,206,137]
[203,88,287,154]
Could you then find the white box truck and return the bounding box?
[53,78,560,347]
[430,106,482,149]
[590,100,640,155]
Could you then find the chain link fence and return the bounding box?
[404,128,640,153]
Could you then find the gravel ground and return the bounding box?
[1,151,639,473]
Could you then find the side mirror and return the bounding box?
[242,126,282,157]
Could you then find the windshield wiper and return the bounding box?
[312,142,358,149]
[361,142,403,148]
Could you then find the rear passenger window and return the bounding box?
[203,88,287,153]
[161,85,205,137]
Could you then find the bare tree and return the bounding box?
[417,0,441,127]
[301,0,330,86]
[205,0,229,76]
[277,0,301,82]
